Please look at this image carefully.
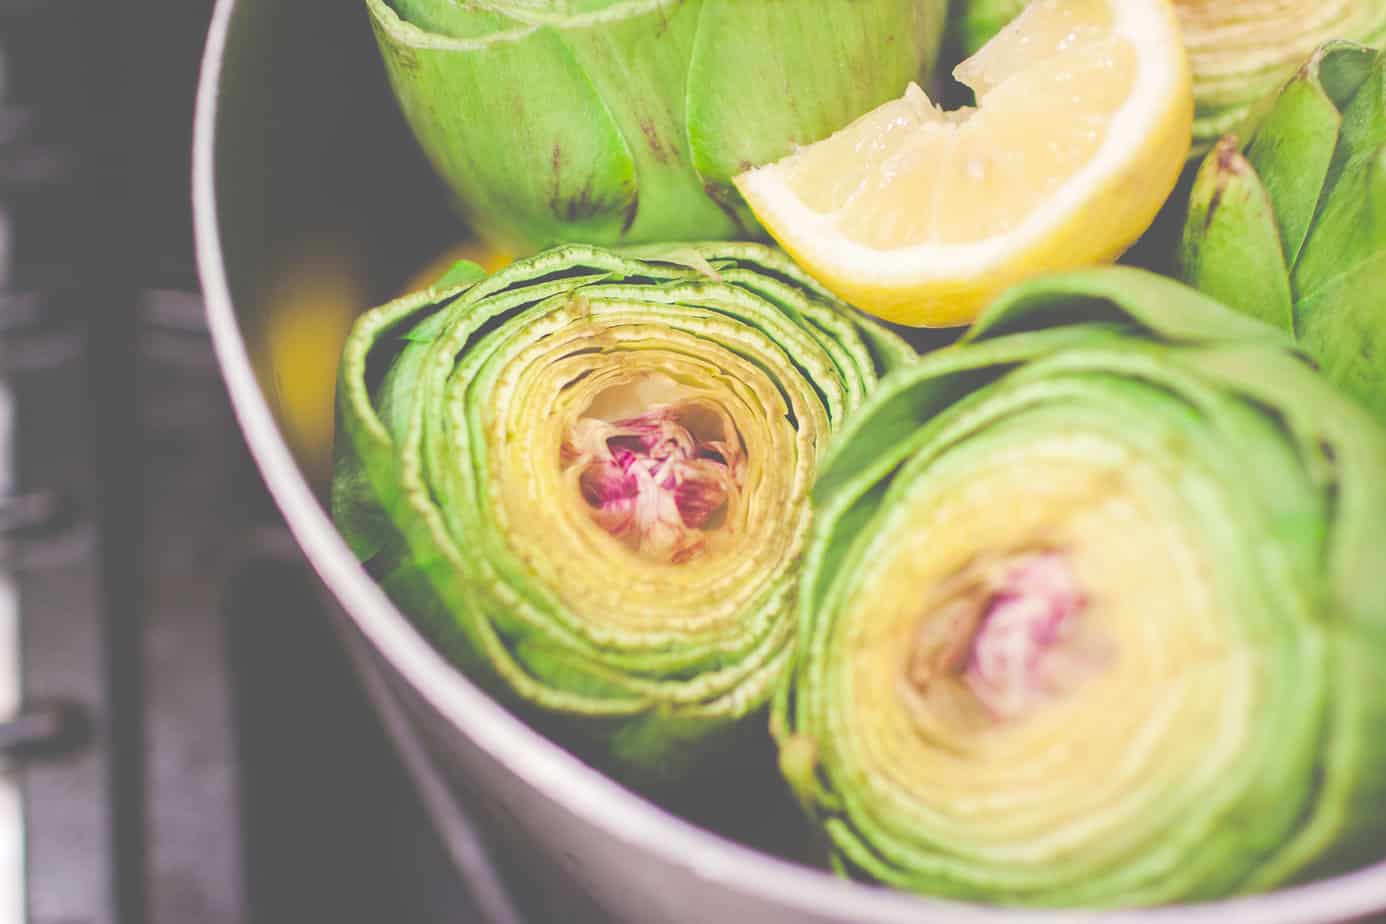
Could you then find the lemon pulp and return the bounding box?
[736,0,1193,326]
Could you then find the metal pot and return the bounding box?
[191,0,1386,920]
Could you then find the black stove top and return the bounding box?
[0,3,526,921]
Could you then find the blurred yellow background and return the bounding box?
[255,236,511,488]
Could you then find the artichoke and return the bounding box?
[952,0,1386,154]
[1179,41,1386,420]
[332,242,913,779]
[775,266,1386,906]
[365,0,949,254]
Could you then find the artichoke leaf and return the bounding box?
[1295,247,1386,422]
[1180,41,1386,422]
[687,0,947,187]
[1293,142,1386,302]
[1178,139,1295,333]
[1243,51,1354,265]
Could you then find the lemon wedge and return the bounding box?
[734,0,1193,326]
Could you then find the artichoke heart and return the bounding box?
[332,242,912,778]
[954,0,1386,153]
[1180,42,1386,421]
[777,267,1386,906]
[365,0,949,253]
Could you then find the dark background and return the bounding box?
[7,2,493,922]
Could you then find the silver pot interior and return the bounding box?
[193,1,1386,921]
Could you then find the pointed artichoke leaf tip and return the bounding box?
[636,245,724,282]
[778,732,821,812]
[1203,134,1253,228]
[433,258,489,291]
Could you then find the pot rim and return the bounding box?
[191,2,1386,920]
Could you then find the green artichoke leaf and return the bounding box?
[1323,42,1386,189]
[367,0,947,253]
[1243,48,1358,265]
[1180,42,1386,422]
[332,242,911,781]
[965,264,1293,348]
[1293,144,1386,303]
[778,266,1386,907]
[1178,139,1295,333]
[1295,247,1386,422]
[1293,53,1386,301]
[368,0,641,250]
[524,0,751,242]
[687,0,947,195]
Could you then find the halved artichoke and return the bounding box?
[776,267,1386,906]
[332,242,913,779]
[1180,41,1386,420]
[365,0,948,253]
[953,0,1386,154]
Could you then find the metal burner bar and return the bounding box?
[0,382,23,924]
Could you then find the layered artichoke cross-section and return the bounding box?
[332,243,913,778]
[776,267,1386,905]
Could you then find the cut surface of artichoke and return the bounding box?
[365,0,948,252]
[1179,0,1386,146]
[777,267,1386,906]
[332,242,912,778]
[491,316,819,639]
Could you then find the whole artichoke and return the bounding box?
[953,0,1386,154]
[332,242,912,780]
[1179,42,1386,420]
[365,0,948,254]
[776,267,1386,906]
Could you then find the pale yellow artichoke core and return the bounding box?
[483,309,826,640]
[838,436,1255,843]
[901,550,1112,733]
[562,377,745,566]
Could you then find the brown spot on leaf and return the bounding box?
[621,192,640,235]
[1214,134,1245,171]
[1205,188,1224,229]
[640,117,671,164]
[703,182,752,236]
[1203,135,1248,230]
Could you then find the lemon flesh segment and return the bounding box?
[955,0,1115,94]
[735,0,1193,327]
